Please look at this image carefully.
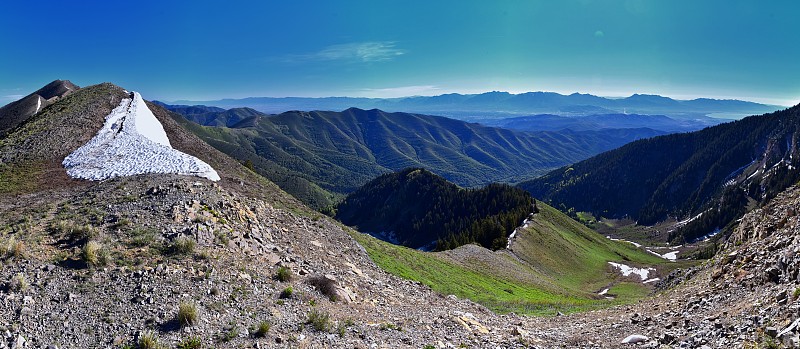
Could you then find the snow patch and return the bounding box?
[608,262,655,281]
[506,214,533,249]
[696,228,721,242]
[661,251,679,260]
[643,278,661,284]
[646,248,679,261]
[598,288,609,296]
[676,211,706,227]
[34,95,42,114]
[129,92,171,146]
[63,92,220,181]
[606,235,641,248]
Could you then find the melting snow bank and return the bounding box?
[647,249,679,261]
[605,235,680,261]
[608,262,655,281]
[506,214,534,249]
[605,235,641,248]
[63,92,220,181]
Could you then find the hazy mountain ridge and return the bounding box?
[165,104,662,209]
[480,112,726,133]
[172,91,781,121]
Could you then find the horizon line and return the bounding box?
[167,89,793,107]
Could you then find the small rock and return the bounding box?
[511,326,528,336]
[12,335,25,349]
[621,334,649,344]
[767,326,778,337]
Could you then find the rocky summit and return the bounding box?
[1,81,799,349]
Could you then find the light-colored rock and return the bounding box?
[621,334,649,344]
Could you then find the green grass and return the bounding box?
[351,202,671,315]
[0,162,42,194]
[511,204,665,292]
[605,282,650,298]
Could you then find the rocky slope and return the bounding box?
[508,183,800,348]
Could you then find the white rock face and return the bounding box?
[63,92,220,181]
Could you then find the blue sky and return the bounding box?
[1,1,798,106]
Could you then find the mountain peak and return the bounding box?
[0,79,80,136]
[34,79,78,100]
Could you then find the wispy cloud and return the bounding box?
[284,41,406,63]
[354,85,440,98]
[1,94,24,102]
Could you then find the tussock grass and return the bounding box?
[137,331,161,349]
[82,241,108,267]
[178,301,198,327]
[306,309,330,332]
[253,321,270,337]
[9,273,28,292]
[172,236,196,255]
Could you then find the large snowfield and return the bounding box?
[63,92,220,181]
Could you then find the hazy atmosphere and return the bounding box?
[5,1,800,347]
[2,0,798,105]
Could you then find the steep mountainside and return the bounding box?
[173,91,780,120]
[3,80,796,348]
[520,104,800,243]
[169,105,661,209]
[0,79,78,137]
[335,168,534,250]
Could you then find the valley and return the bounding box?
[3,1,800,347]
[0,81,796,348]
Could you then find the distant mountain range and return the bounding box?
[171,91,782,122]
[478,113,725,133]
[165,104,663,209]
[520,104,800,243]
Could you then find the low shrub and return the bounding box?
[178,301,198,327]
[176,336,202,349]
[275,266,292,282]
[253,321,270,337]
[279,286,293,299]
[307,275,339,301]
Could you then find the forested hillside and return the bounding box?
[335,168,535,250]
[521,105,800,243]
[168,106,658,209]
